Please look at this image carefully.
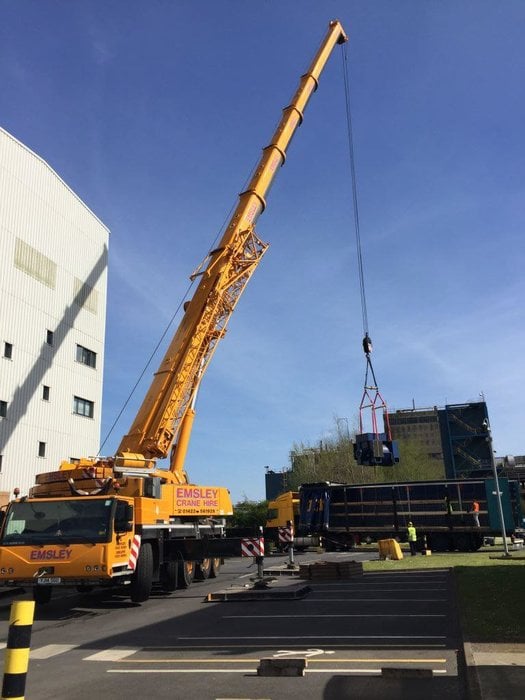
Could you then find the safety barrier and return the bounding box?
[1,600,35,700]
[378,538,403,560]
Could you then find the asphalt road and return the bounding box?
[0,551,468,699]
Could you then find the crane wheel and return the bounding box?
[160,560,179,592]
[129,542,153,603]
[195,558,212,580]
[209,557,221,578]
[177,559,195,588]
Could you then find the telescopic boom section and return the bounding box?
[116,20,348,481]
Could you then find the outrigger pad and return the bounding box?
[353,433,400,466]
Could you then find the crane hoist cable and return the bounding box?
[341,46,396,457]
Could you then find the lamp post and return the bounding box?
[483,418,511,558]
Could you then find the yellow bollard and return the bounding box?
[1,600,35,700]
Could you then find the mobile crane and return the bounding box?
[0,21,348,604]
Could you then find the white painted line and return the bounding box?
[106,668,448,675]
[303,598,447,602]
[30,644,77,659]
[224,614,446,619]
[179,635,447,641]
[309,587,448,592]
[84,648,137,661]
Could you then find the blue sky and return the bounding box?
[2,2,524,502]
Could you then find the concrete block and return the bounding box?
[258,657,307,676]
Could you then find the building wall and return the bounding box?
[389,407,444,461]
[0,127,109,497]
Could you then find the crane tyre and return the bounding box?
[195,558,212,580]
[177,559,195,588]
[209,557,221,578]
[160,560,178,592]
[33,585,52,605]
[130,542,153,603]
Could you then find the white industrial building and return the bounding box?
[0,127,109,502]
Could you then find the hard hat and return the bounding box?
[408,521,413,526]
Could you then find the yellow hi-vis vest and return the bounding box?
[407,526,417,541]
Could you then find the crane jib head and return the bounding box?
[329,19,349,44]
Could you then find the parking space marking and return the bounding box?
[223,613,446,618]
[178,635,447,641]
[304,598,447,602]
[105,668,449,675]
[30,644,77,659]
[84,648,138,661]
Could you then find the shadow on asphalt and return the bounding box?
[324,674,464,699]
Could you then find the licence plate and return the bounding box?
[36,577,61,585]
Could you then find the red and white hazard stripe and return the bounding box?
[241,537,265,557]
[278,526,294,544]
[128,535,141,570]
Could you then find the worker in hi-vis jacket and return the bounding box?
[407,521,417,556]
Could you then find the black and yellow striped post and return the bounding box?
[1,600,35,700]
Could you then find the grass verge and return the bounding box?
[362,551,525,643]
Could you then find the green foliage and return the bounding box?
[230,498,268,529]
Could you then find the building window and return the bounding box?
[38,441,46,458]
[73,396,94,419]
[76,344,97,369]
[46,329,54,346]
[42,385,50,401]
[0,400,7,418]
[3,342,13,359]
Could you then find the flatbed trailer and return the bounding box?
[299,477,523,552]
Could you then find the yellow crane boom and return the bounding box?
[116,20,348,483]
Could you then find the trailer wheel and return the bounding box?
[195,558,212,580]
[209,557,221,578]
[453,533,472,552]
[130,542,153,603]
[160,560,178,592]
[177,559,195,588]
[33,585,52,605]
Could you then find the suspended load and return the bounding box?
[353,334,399,467]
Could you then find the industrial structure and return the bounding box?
[389,401,494,479]
[0,127,109,501]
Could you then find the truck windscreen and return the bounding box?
[0,499,113,545]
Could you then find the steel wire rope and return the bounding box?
[340,44,396,458]
[341,44,369,338]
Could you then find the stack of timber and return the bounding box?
[299,559,363,580]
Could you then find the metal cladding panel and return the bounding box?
[0,127,109,498]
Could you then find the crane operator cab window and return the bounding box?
[0,499,114,545]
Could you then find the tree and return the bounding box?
[286,416,445,488]
[230,498,268,529]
